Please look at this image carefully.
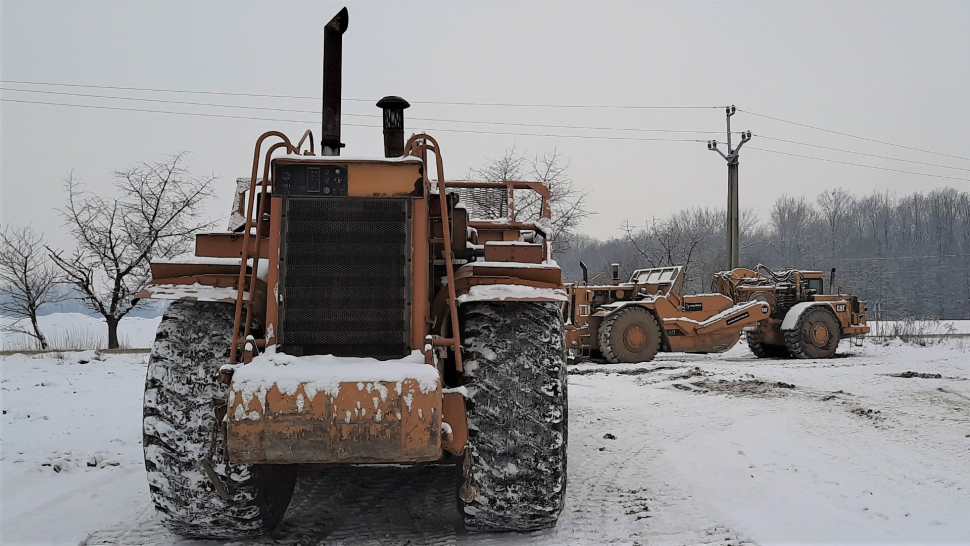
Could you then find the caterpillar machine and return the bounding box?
[564,262,771,363]
[712,265,869,358]
[135,8,567,538]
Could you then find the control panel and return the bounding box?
[274,164,348,196]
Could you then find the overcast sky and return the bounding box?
[2,0,969,251]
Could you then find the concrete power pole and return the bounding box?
[708,105,752,270]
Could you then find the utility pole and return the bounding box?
[708,105,752,270]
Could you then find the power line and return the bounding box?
[8,80,967,163]
[0,87,731,135]
[0,98,709,143]
[739,108,970,162]
[7,94,968,177]
[757,135,970,173]
[0,79,723,110]
[747,146,970,182]
[0,98,344,126]
[410,124,707,142]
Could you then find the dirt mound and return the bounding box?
[888,371,943,379]
[850,407,884,421]
[673,379,796,397]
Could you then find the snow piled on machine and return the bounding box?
[457,284,567,303]
[226,348,440,418]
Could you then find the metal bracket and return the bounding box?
[200,400,232,501]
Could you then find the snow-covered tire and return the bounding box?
[785,306,841,359]
[747,338,789,359]
[143,301,297,538]
[458,301,567,531]
[598,306,662,363]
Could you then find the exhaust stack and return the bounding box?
[377,96,410,157]
[321,8,349,156]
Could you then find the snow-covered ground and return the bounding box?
[0,313,162,351]
[2,335,968,545]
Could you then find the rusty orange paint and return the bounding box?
[265,196,282,345]
[483,242,543,264]
[226,378,442,464]
[441,392,467,455]
[411,197,430,351]
[194,232,269,260]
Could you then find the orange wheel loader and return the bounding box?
[135,8,567,538]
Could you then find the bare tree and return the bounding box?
[622,208,721,291]
[49,154,217,348]
[817,188,855,257]
[768,195,818,266]
[468,146,590,253]
[0,226,65,349]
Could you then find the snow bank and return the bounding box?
[0,313,162,350]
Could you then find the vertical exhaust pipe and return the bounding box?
[829,268,836,295]
[321,7,349,156]
[579,260,589,286]
[377,96,410,157]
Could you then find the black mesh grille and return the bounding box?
[280,198,410,358]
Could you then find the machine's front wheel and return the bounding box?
[598,307,662,363]
[458,301,567,531]
[747,337,790,359]
[785,306,841,359]
[142,301,297,538]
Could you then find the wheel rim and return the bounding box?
[809,322,831,347]
[623,323,647,352]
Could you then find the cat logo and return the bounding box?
[836,304,847,312]
[761,304,769,314]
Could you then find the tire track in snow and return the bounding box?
[85,370,754,546]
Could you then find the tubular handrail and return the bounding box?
[229,131,309,363]
[405,133,464,372]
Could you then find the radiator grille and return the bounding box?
[280,198,410,358]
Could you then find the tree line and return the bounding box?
[558,187,970,320]
[5,145,964,351]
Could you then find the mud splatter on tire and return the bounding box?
[458,301,567,531]
[142,301,296,538]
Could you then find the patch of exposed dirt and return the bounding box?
[850,407,884,421]
[888,371,943,379]
[569,365,700,377]
[672,379,797,397]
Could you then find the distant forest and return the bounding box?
[557,187,970,320]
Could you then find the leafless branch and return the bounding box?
[50,153,217,348]
[0,225,65,349]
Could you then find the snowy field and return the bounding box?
[2,326,968,546]
[0,313,162,351]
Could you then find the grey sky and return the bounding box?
[2,1,969,251]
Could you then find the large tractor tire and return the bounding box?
[143,301,297,538]
[458,301,567,531]
[747,338,790,359]
[785,306,841,359]
[598,306,662,363]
